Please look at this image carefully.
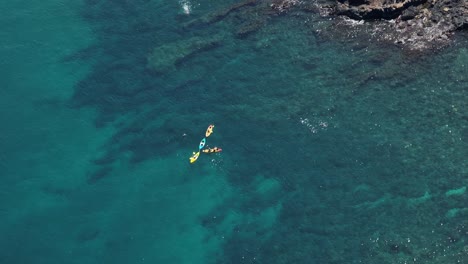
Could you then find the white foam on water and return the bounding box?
[299,117,330,134]
[179,0,192,15]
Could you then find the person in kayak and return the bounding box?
[206,124,214,137]
[202,146,222,153]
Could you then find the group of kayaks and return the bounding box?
[189,124,222,163]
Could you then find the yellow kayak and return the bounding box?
[189,151,200,163]
[205,124,214,137]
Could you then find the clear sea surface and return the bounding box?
[1,0,467,263]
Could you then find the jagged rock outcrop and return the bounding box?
[330,0,468,50]
[335,0,427,20]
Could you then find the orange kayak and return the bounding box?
[205,124,214,137]
[202,147,222,153]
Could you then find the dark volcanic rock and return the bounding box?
[328,0,468,50]
[400,5,419,21]
[335,0,428,20]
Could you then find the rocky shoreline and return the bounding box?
[269,0,467,51]
[329,0,468,50]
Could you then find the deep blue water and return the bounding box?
[1,0,468,263]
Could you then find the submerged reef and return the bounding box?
[147,35,223,73]
[180,0,467,51]
[145,0,467,76]
[162,0,467,58]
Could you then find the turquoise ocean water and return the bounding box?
[1,0,467,263]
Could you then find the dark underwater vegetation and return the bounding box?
[1,0,467,263]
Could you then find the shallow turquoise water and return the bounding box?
[1,0,468,263]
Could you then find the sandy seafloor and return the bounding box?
[1,0,467,263]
